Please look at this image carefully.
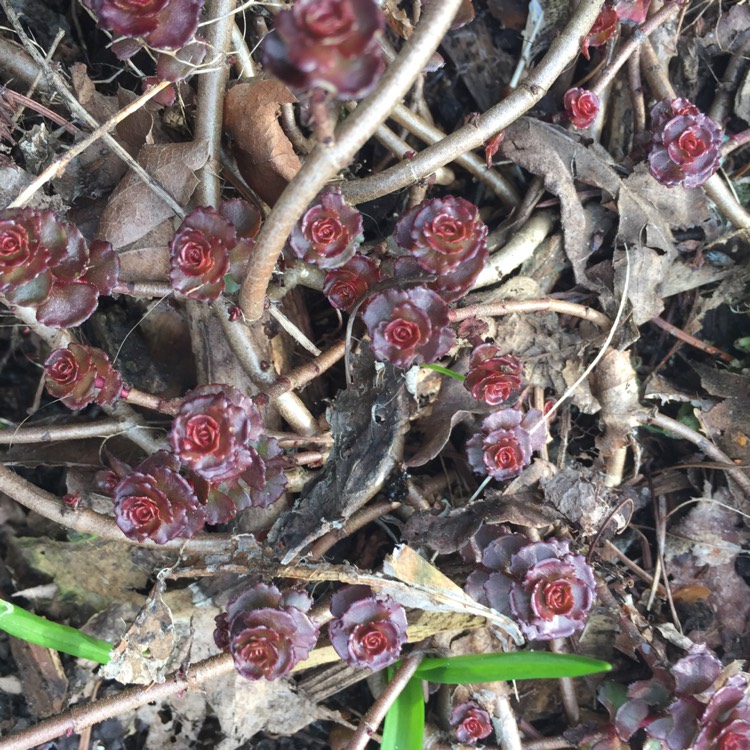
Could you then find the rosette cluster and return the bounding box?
[288,188,363,269]
[648,98,722,189]
[82,0,204,51]
[563,88,601,129]
[328,586,408,669]
[214,584,319,681]
[466,408,546,481]
[464,345,523,406]
[260,0,386,100]
[113,451,206,544]
[450,702,494,745]
[394,195,489,303]
[169,200,262,302]
[323,254,381,312]
[44,344,125,410]
[616,645,750,749]
[465,533,596,640]
[0,208,119,327]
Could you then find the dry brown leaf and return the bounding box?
[224,80,301,206]
[502,119,675,324]
[96,139,210,249]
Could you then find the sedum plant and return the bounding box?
[44,344,125,410]
[328,586,408,670]
[450,701,494,745]
[466,407,546,481]
[260,0,386,100]
[214,583,319,681]
[322,253,382,312]
[465,533,596,640]
[564,88,601,129]
[0,208,119,327]
[463,345,524,406]
[648,98,722,189]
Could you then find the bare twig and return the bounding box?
[449,298,611,329]
[339,0,605,206]
[0,419,142,445]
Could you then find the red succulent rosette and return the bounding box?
[0,209,119,327]
[169,206,237,302]
[648,99,722,189]
[466,535,596,641]
[328,586,407,669]
[83,0,203,51]
[214,583,319,681]
[288,188,363,270]
[563,88,601,129]
[322,254,381,312]
[450,702,493,744]
[466,407,546,481]
[260,0,386,100]
[44,344,124,410]
[464,345,523,406]
[362,286,455,369]
[113,451,206,544]
[170,384,264,483]
[581,4,618,59]
[614,0,651,24]
[395,196,488,277]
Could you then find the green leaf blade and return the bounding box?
[0,598,112,664]
[381,675,425,750]
[414,652,611,684]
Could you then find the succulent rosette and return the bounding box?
[169,206,236,301]
[328,586,408,669]
[170,384,264,483]
[113,451,206,543]
[260,0,386,100]
[362,286,455,369]
[214,583,319,681]
[466,407,546,481]
[394,196,488,302]
[450,701,493,744]
[323,254,381,313]
[288,188,363,270]
[582,4,618,58]
[83,0,204,51]
[465,534,596,641]
[648,99,722,189]
[0,208,119,327]
[464,345,523,406]
[616,645,750,749]
[44,344,125,410]
[563,88,601,129]
[614,0,651,24]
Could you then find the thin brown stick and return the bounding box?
[308,501,402,560]
[2,87,79,134]
[238,0,487,321]
[649,316,733,363]
[449,298,611,329]
[262,340,346,400]
[0,654,234,750]
[0,419,141,445]
[638,411,750,496]
[339,0,605,206]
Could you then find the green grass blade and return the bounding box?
[0,597,113,664]
[381,676,425,750]
[421,363,465,381]
[414,652,611,684]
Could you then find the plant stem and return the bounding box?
[449,298,611,329]
[638,410,750,495]
[589,0,682,97]
[340,0,605,206]
[0,419,141,444]
[0,654,234,750]
[238,0,470,321]
[346,653,425,750]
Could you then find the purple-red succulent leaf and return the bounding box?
[482,532,532,570]
[671,646,723,696]
[83,240,120,296]
[323,254,381,313]
[614,0,651,23]
[288,188,362,269]
[362,286,455,369]
[260,0,386,99]
[220,198,263,241]
[615,699,651,740]
[564,88,601,129]
[464,347,524,406]
[582,4,618,59]
[450,702,493,744]
[35,281,99,328]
